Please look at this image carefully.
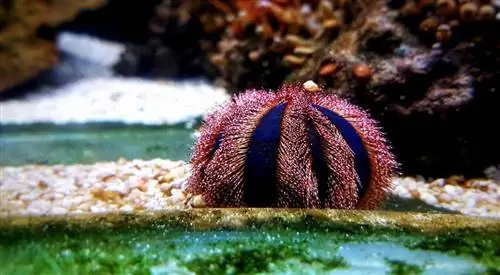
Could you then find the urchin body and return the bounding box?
[187,82,397,209]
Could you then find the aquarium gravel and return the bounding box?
[0,159,498,218]
[0,159,192,216]
[0,77,229,125]
[392,177,499,219]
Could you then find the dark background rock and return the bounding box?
[56,0,160,44]
[0,0,106,93]
[54,0,215,80]
[284,3,500,178]
[5,0,499,179]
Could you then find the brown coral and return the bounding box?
[395,0,500,46]
[165,0,367,91]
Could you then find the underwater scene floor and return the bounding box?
[1,123,498,218]
[1,122,499,274]
[0,52,498,274]
[1,209,499,275]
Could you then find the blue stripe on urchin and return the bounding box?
[307,119,331,205]
[313,105,371,199]
[210,134,223,158]
[244,102,287,206]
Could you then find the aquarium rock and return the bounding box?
[123,0,500,178]
[0,0,107,93]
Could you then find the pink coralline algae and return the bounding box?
[187,82,398,209]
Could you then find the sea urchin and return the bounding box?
[187,81,398,209]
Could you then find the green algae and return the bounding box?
[0,227,349,275]
[385,259,424,275]
[0,210,498,274]
[1,225,490,275]
[407,230,500,273]
[183,243,349,274]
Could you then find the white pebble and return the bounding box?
[429,179,445,188]
[90,206,108,214]
[119,205,134,213]
[105,181,129,195]
[465,198,476,209]
[51,207,68,215]
[28,200,52,213]
[19,192,41,201]
[438,193,453,203]
[487,184,497,193]
[444,185,464,197]
[420,193,438,205]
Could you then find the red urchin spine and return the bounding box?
[187,83,398,209]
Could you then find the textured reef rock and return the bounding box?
[187,82,398,209]
[114,0,371,87]
[285,0,500,178]
[135,0,499,178]
[172,0,369,92]
[0,0,106,93]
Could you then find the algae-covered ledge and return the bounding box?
[1,208,499,234]
[0,209,499,274]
